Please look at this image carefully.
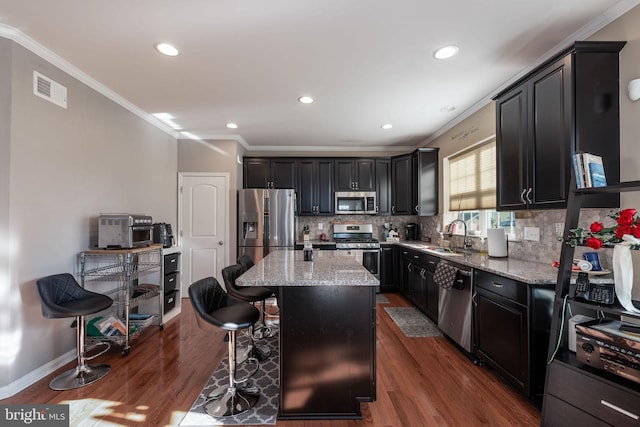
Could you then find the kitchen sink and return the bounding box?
[403,243,463,256]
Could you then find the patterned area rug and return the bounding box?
[180,330,279,426]
[376,293,390,304]
[384,306,442,338]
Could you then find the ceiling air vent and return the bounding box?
[33,71,67,109]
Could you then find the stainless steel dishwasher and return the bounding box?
[437,260,473,352]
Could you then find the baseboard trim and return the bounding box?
[0,349,75,399]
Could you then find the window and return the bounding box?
[449,139,496,211]
[444,138,515,238]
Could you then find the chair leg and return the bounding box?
[49,315,110,391]
[203,330,259,417]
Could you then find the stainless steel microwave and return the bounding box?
[334,191,377,215]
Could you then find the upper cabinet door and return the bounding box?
[244,158,271,188]
[496,86,528,210]
[334,160,355,191]
[375,158,391,215]
[391,154,413,215]
[414,148,439,216]
[529,56,571,209]
[355,159,375,191]
[270,159,297,189]
[334,159,375,191]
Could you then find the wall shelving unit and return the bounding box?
[79,244,163,355]
[542,179,640,425]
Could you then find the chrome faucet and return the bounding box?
[448,219,472,250]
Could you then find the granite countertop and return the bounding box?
[392,241,613,286]
[236,249,379,287]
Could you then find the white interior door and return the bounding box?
[178,173,229,296]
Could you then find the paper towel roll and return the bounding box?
[487,228,508,258]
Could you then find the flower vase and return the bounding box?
[612,235,640,313]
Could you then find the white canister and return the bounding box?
[487,228,508,258]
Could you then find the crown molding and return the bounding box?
[423,0,640,146]
[0,23,179,139]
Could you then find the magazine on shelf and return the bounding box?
[583,153,607,187]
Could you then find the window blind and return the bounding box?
[449,140,496,211]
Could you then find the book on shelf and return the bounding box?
[583,153,607,187]
[573,152,607,188]
[572,153,586,188]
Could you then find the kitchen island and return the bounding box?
[236,249,379,420]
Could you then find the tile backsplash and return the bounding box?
[297,208,625,268]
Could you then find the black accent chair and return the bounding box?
[189,277,260,417]
[36,273,113,390]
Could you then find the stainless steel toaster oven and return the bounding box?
[98,214,153,248]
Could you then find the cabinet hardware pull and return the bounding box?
[219,241,224,245]
[415,204,419,213]
[520,188,527,204]
[407,263,412,271]
[491,282,503,288]
[413,255,420,259]
[600,400,639,420]
[526,187,533,204]
[392,205,395,214]
[472,292,478,305]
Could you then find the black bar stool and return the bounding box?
[222,264,273,355]
[36,273,113,390]
[189,277,260,417]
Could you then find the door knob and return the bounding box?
[219,241,224,245]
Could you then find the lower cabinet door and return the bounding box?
[473,288,529,395]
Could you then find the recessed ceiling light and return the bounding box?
[440,106,456,113]
[381,124,393,129]
[226,123,238,129]
[433,45,459,59]
[155,43,179,57]
[298,96,314,104]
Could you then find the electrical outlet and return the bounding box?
[555,223,564,236]
[524,226,540,241]
[318,223,323,230]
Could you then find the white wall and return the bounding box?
[0,39,178,397]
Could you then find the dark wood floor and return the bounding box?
[2,293,540,426]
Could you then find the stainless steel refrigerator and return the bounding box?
[238,189,296,263]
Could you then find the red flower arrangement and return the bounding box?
[564,208,640,250]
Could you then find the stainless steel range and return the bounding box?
[333,224,380,290]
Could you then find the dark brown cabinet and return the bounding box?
[243,157,296,189]
[391,149,438,216]
[391,154,413,215]
[297,159,334,216]
[335,158,376,191]
[473,269,554,406]
[379,244,396,293]
[399,248,439,321]
[278,285,375,419]
[375,158,391,215]
[542,180,640,425]
[414,148,439,216]
[495,41,624,210]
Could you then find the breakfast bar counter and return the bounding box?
[237,250,378,420]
